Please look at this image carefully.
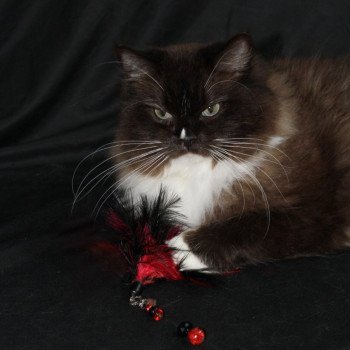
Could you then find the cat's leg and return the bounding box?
[168,211,335,271]
[167,222,261,271]
[168,229,210,271]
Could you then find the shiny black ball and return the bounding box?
[177,321,194,337]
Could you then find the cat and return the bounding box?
[112,33,350,271]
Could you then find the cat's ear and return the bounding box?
[215,33,253,75]
[115,45,153,79]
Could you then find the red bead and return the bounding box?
[145,303,153,312]
[152,307,164,321]
[144,298,156,313]
[187,327,205,346]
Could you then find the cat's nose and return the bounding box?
[179,128,196,140]
[179,128,197,150]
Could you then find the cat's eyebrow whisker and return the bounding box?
[94,60,121,67]
[72,147,164,209]
[72,145,160,198]
[115,59,164,91]
[213,146,271,236]
[92,150,167,219]
[207,79,252,94]
[95,60,165,91]
[120,99,157,113]
[204,48,239,89]
[205,78,263,114]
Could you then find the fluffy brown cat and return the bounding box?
[112,33,350,271]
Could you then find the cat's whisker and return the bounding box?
[135,152,169,184]
[72,140,161,196]
[211,144,286,202]
[95,140,161,150]
[92,150,167,219]
[209,147,257,207]
[92,151,167,220]
[127,149,170,183]
[215,138,290,159]
[234,153,287,204]
[215,137,268,142]
[73,145,160,199]
[85,147,165,196]
[216,142,282,165]
[72,147,164,209]
[72,143,122,196]
[73,146,161,206]
[215,142,290,184]
[208,149,246,218]
[211,146,271,236]
[91,152,162,219]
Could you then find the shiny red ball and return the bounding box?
[145,303,153,312]
[187,327,206,345]
[152,307,164,321]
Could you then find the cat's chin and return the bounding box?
[167,152,213,168]
[170,148,211,159]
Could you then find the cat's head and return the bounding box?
[114,34,282,174]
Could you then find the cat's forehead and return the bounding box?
[118,35,253,110]
[161,43,215,71]
[153,44,216,104]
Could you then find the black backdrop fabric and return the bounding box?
[1,1,350,349]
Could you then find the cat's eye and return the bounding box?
[202,103,220,117]
[154,108,172,120]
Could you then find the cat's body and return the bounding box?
[113,34,350,270]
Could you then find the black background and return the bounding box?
[1,1,350,349]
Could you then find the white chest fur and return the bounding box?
[121,154,251,227]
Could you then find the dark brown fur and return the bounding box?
[114,34,350,270]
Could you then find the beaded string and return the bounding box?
[129,281,206,346]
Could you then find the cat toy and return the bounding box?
[104,189,207,346]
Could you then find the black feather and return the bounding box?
[101,187,233,285]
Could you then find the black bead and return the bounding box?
[148,306,157,316]
[177,321,194,337]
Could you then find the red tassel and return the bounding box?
[106,209,183,285]
[134,223,183,285]
[135,248,183,285]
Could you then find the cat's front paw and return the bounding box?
[167,230,209,271]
